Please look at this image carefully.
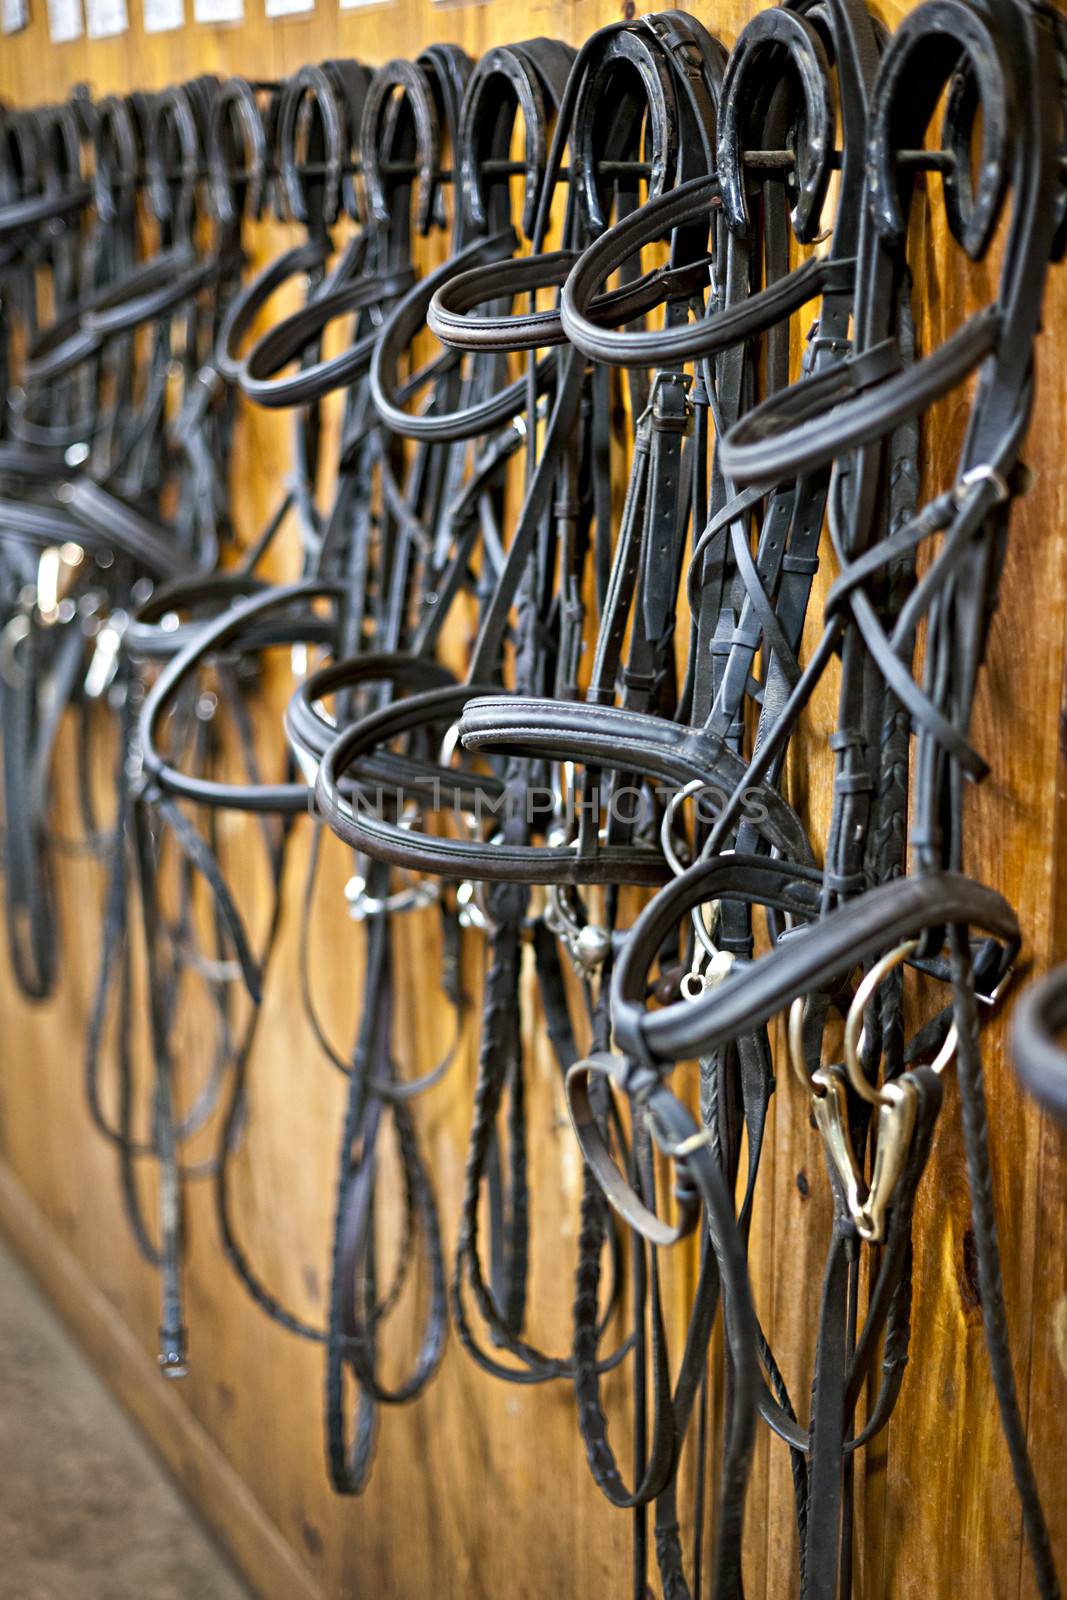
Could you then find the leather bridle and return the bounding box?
[1,9,1065,1596]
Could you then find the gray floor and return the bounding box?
[0,1241,252,1600]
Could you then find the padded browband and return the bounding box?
[283,653,489,806]
[139,586,468,812]
[373,18,702,435]
[239,264,415,407]
[62,481,197,581]
[140,582,348,814]
[0,493,191,582]
[427,244,719,353]
[24,245,223,386]
[285,653,458,764]
[215,237,330,384]
[459,694,813,865]
[370,229,558,444]
[315,684,672,886]
[560,179,854,366]
[0,178,92,236]
[718,306,1001,482]
[427,10,858,366]
[611,857,1020,1065]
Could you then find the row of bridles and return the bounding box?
[0,7,1065,1598]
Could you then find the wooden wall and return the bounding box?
[2,2,1067,1597]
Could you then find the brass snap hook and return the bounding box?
[843,938,956,1106]
[788,947,929,1243]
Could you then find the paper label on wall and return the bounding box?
[143,0,182,28]
[193,0,241,22]
[46,0,82,41]
[2,0,30,36]
[87,0,127,34]
[266,0,312,16]
[339,0,389,9]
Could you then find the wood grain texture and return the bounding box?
[1,3,1067,1597]
[0,1158,322,1600]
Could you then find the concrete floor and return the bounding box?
[0,1241,252,1600]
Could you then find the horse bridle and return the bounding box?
[1,7,1066,1597]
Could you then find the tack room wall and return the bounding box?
[1,2,1066,1596]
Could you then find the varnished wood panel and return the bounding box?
[1,3,1067,1597]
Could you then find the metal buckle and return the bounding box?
[953,463,1010,507]
[644,370,694,436]
[978,964,1015,1008]
[801,321,851,374]
[788,939,943,1243]
[36,541,84,625]
[807,1062,918,1244]
[85,609,128,700]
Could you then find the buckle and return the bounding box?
[85,609,129,700]
[978,961,1015,1008]
[801,321,851,375]
[36,541,84,625]
[953,463,1011,507]
[647,370,693,435]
